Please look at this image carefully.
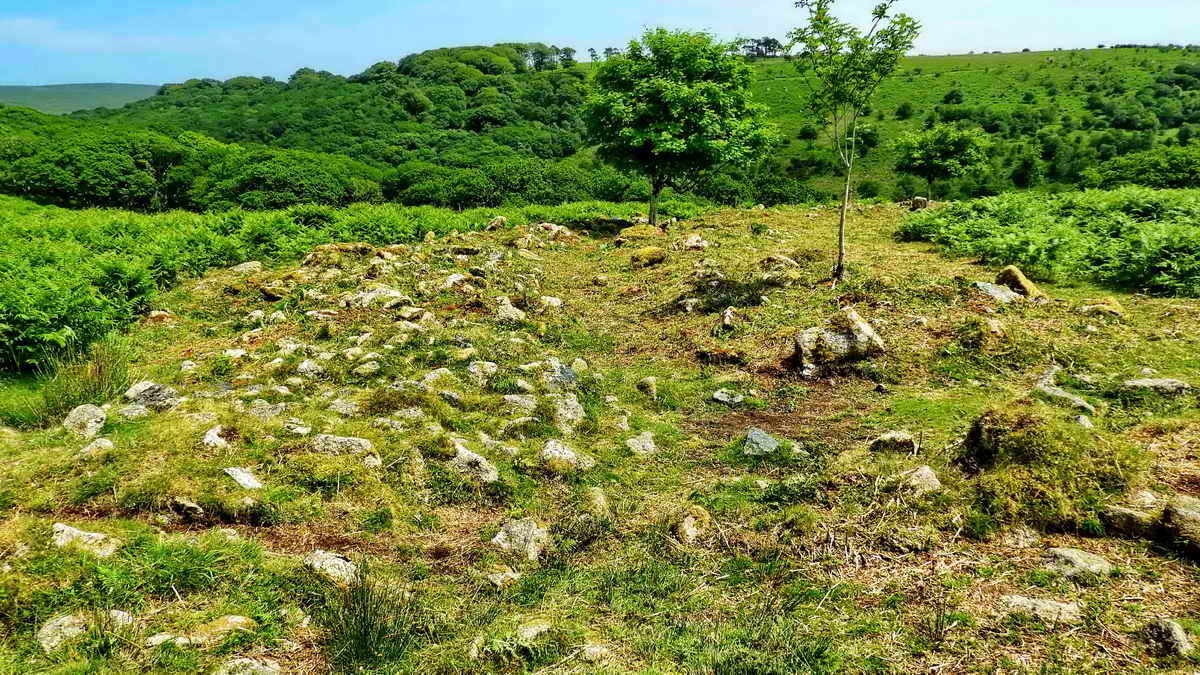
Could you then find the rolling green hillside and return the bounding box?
[0,84,159,115]
[71,45,1200,201]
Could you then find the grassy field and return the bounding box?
[751,47,1200,195]
[0,196,1196,673]
[0,84,159,115]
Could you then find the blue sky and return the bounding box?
[2,0,1199,85]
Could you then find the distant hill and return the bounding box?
[0,83,159,114]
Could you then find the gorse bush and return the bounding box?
[897,186,1200,296]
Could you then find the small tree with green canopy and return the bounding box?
[789,0,920,282]
[584,28,778,227]
[893,124,990,197]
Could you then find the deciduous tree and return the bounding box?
[788,0,919,282]
[585,29,777,226]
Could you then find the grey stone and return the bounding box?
[491,518,549,562]
[38,610,133,653]
[743,428,780,456]
[297,359,325,378]
[496,296,527,323]
[999,595,1082,624]
[637,376,658,398]
[1124,378,1191,397]
[353,361,381,377]
[118,404,151,419]
[448,441,500,483]
[1101,505,1157,539]
[304,550,358,585]
[63,405,106,439]
[975,281,1024,304]
[328,398,361,416]
[503,395,538,413]
[898,466,941,495]
[540,438,596,471]
[870,430,917,453]
[51,523,122,557]
[1161,495,1200,555]
[712,389,744,406]
[80,438,114,456]
[793,307,885,377]
[1142,618,1194,657]
[547,393,584,435]
[203,426,230,449]
[1034,366,1095,414]
[223,467,263,490]
[212,657,283,675]
[625,431,657,455]
[229,261,263,275]
[1042,547,1113,578]
[124,381,181,411]
[467,361,498,385]
[312,434,374,455]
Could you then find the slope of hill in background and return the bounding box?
[74,46,1200,201]
[0,83,160,114]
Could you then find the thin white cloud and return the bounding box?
[0,16,187,52]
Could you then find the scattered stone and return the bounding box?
[230,261,263,275]
[547,393,585,435]
[718,307,740,331]
[250,399,287,419]
[675,505,713,545]
[1142,618,1194,657]
[996,265,1045,299]
[870,430,917,453]
[618,224,663,242]
[486,568,522,588]
[311,434,374,455]
[117,404,151,419]
[297,359,325,378]
[625,431,657,455]
[1101,505,1157,539]
[203,426,230,449]
[124,381,181,411]
[637,376,658,398]
[146,632,192,648]
[63,405,106,439]
[448,441,500,484]
[1000,595,1082,624]
[212,657,282,675]
[304,550,358,585]
[1123,378,1191,397]
[1161,495,1200,555]
[515,621,552,641]
[999,525,1041,549]
[682,234,710,250]
[542,358,579,391]
[1033,366,1095,414]
[171,496,205,520]
[974,281,1023,304]
[1042,547,1113,579]
[1079,297,1124,318]
[80,438,114,456]
[743,428,780,456]
[496,296,527,323]
[467,361,498,385]
[712,389,744,406]
[503,395,538,413]
[223,467,263,490]
[793,307,885,377]
[51,523,122,557]
[540,439,596,472]
[188,615,257,646]
[582,644,610,663]
[353,361,381,377]
[897,466,941,495]
[631,247,669,268]
[491,518,550,562]
[38,611,133,653]
[328,398,360,416]
[1075,415,1095,429]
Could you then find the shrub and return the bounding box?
[955,401,1145,531]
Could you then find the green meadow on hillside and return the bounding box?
[0,84,159,115]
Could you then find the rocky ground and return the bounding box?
[0,204,1197,674]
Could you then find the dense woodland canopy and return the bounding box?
[2,43,1200,212]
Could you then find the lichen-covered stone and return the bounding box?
[793,307,885,377]
[996,265,1045,299]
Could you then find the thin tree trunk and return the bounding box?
[649,178,662,229]
[834,169,851,283]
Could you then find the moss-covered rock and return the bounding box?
[618,224,664,243]
[996,265,1045,299]
[957,401,1145,531]
[631,247,669,268]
